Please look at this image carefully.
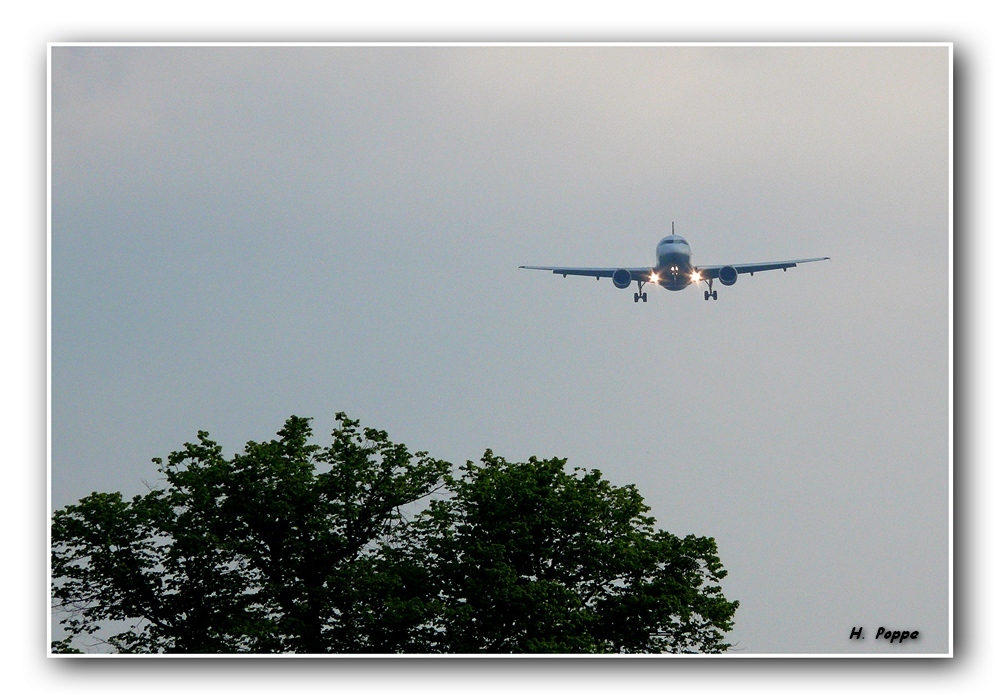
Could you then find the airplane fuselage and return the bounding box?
[654,235,695,291]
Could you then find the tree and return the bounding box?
[51,414,449,653]
[402,451,738,653]
[52,415,738,654]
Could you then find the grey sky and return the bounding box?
[51,45,950,654]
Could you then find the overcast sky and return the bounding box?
[50,44,950,655]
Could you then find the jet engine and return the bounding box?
[612,268,632,289]
[718,265,738,286]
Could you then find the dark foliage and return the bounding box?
[403,451,738,653]
[52,415,737,654]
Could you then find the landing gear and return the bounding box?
[703,279,718,301]
[634,280,648,303]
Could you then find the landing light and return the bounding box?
[650,273,660,283]
[690,271,703,283]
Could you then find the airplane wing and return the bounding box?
[696,257,830,279]
[519,266,655,281]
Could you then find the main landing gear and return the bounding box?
[634,280,648,303]
[703,279,718,301]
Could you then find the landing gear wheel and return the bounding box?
[704,291,710,301]
[712,290,718,300]
[634,280,648,304]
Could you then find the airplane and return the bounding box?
[519,224,829,302]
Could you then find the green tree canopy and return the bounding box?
[52,415,737,654]
[405,451,737,653]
